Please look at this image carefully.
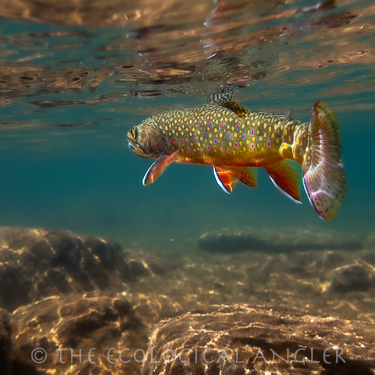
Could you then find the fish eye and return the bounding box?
[131,127,138,138]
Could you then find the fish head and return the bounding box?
[127,118,166,159]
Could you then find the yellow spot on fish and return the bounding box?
[276,139,280,144]
[259,137,263,141]
[261,147,264,151]
[257,130,259,135]
[252,137,255,141]
[243,147,246,151]
[197,131,200,135]
[192,128,195,131]
[234,133,237,137]
[220,133,223,137]
[210,140,212,144]
[189,120,192,124]
[209,134,212,138]
[200,137,203,141]
[264,133,267,137]
[242,124,245,128]
[178,127,181,131]
[231,127,234,131]
[272,134,275,138]
[257,121,260,126]
[246,140,250,144]
[269,126,271,132]
[198,143,201,146]
[229,142,232,146]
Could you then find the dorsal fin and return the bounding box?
[209,89,249,120]
[143,151,179,186]
[264,159,302,204]
[209,89,234,104]
[213,166,241,194]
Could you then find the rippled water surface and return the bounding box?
[0,0,374,255]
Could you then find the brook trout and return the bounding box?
[127,92,346,220]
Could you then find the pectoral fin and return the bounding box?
[142,151,179,186]
[264,159,302,204]
[213,166,241,194]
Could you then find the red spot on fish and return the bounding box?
[173,141,176,144]
[166,137,169,141]
[234,142,238,147]
[251,143,254,149]
[203,131,207,136]
[222,141,225,145]
[227,149,230,153]
[214,139,218,143]
[186,138,188,142]
[236,124,240,129]
[179,138,182,142]
[221,124,224,129]
[207,146,210,150]
[267,141,271,147]
[194,137,197,142]
[198,121,201,125]
[209,122,212,126]
[251,129,254,135]
[187,146,190,150]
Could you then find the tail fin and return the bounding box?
[302,102,346,221]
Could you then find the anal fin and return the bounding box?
[143,151,179,186]
[264,159,302,204]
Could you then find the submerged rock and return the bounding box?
[0,308,11,375]
[0,227,177,312]
[11,292,148,375]
[143,304,375,375]
[328,265,373,293]
[198,227,363,253]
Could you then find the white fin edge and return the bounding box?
[269,175,302,204]
[142,160,158,186]
[213,166,231,194]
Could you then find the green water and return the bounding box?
[0,1,374,258]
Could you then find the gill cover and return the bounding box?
[127,119,166,158]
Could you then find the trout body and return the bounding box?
[127,94,346,220]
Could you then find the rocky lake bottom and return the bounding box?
[0,226,374,375]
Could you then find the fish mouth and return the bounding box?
[127,136,147,156]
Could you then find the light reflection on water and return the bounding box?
[0,0,374,254]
